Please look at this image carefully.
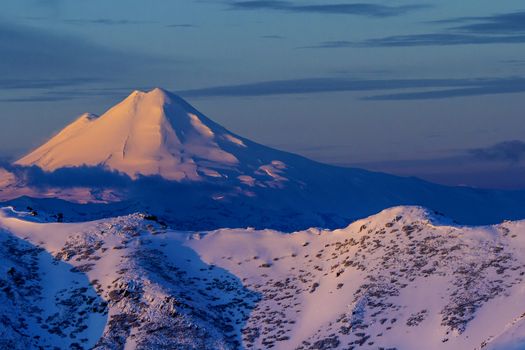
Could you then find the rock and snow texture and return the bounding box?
[0,208,259,349]
[0,212,106,349]
[2,206,525,349]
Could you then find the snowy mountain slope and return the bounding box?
[2,206,525,349]
[5,88,525,229]
[188,206,525,350]
[0,207,260,349]
[0,213,106,349]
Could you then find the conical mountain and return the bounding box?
[9,88,525,229]
[16,88,257,181]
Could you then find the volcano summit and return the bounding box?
[17,88,249,181]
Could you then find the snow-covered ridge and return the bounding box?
[1,205,525,349]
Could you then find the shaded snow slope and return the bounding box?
[0,212,106,349]
[2,206,525,349]
[0,207,259,349]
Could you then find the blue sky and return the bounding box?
[1,0,525,188]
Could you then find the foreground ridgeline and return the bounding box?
[1,206,524,349]
[2,88,525,230]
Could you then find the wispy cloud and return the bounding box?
[0,21,156,81]
[5,164,133,189]
[299,40,353,49]
[363,33,525,47]
[342,146,525,189]
[304,34,525,48]
[178,76,525,100]
[305,9,525,47]
[24,16,155,26]
[166,24,197,28]
[502,59,525,66]
[0,87,149,103]
[0,78,101,90]
[469,140,525,163]
[364,78,525,100]
[441,10,525,34]
[261,34,284,39]
[63,18,155,25]
[228,1,429,17]
[0,21,177,102]
[0,96,77,102]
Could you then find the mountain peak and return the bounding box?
[128,87,169,98]
[149,86,169,95]
[15,88,251,181]
[122,87,173,108]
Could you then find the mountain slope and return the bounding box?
[1,206,525,349]
[0,212,106,349]
[5,88,525,229]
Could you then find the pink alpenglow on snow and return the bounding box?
[16,88,246,181]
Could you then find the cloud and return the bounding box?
[343,154,525,189]
[359,33,525,47]
[469,140,525,163]
[299,40,353,49]
[4,164,232,201]
[0,21,141,81]
[166,24,197,28]
[0,96,76,103]
[178,77,457,97]
[5,164,132,189]
[63,18,155,26]
[228,1,429,17]
[177,76,525,100]
[0,86,150,103]
[25,16,155,26]
[305,9,525,48]
[0,20,177,103]
[364,77,525,100]
[442,10,525,34]
[261,35,284,39]
[0,78,101,90]
[502,59,525,66]
[304,34,525,48]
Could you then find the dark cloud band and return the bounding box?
[177,77,525,100]
[229,1,429,17]
[305,10,525,47]
[469,141,525,163]
[304,34,525,48]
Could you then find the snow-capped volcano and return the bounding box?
[16,88,251,181]
[6,87,525,230]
